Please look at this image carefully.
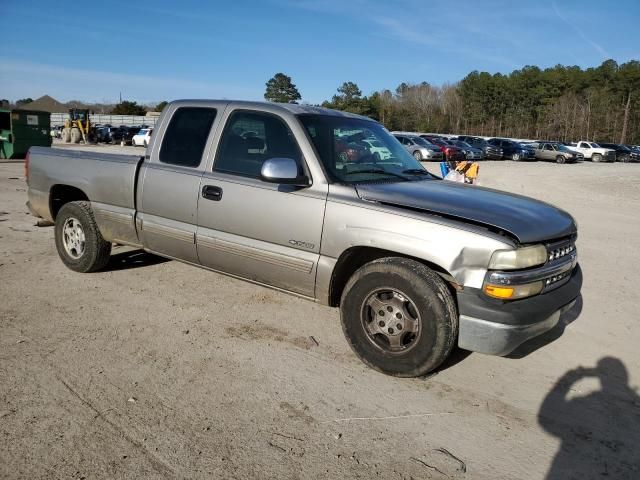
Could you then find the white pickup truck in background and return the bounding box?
[568,141,616,162]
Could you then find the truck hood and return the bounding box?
[355,180,576,244]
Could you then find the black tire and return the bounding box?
[340,257,458,377]
[54,201,111,273]
[413,150,423,161]
[556,155,566,164]
[143,140,148,148]
[592,153,602,163]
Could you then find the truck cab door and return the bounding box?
[577,142,590,155]
[196,108,327,298]
[137,104,223,263]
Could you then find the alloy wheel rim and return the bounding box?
[360,288,422,354]
[62,217,86,259]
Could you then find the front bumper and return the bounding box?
[456,264,582,356]
[424,150,444,160]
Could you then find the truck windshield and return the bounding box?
[299,114,434,184]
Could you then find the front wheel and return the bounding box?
[54,201,111,273]
[413,150,423,161]
[592,153,602,163]
[556,155,566,164]
[511,152,520,161]
[340,257,458,377]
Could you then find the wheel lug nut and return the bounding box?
[386,306,393,312]
[396,324,402,330]
[378,310,385,316]
[378,321,385,327]
[395,313,402,319]
[388,328,394,334]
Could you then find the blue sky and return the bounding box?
[1,0,638,105]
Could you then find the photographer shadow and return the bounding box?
[538,357,640,479]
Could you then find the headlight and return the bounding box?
[488,245,547,270]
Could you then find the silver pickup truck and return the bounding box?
[26,100,582,377]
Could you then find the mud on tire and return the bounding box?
[340,257,458,377]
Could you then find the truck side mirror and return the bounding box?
[261,157,310,187]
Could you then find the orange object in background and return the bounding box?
[454,161,480,184]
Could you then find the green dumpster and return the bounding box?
[0,109,52,159]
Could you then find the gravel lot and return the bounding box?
[1,143,639,479]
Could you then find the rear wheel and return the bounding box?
[143,140,148,148]
[340,257,458,377]
[592,153,602,162]
[556,155,566,164]
[54,201,111,273]
[413,150,423,161]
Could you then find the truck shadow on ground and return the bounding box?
[507,295,583,359]
[539,357,640,479]
[103,249,170,272]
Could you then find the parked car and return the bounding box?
[531,142,584,164]
[50,125,64,139]
[457,136,503,159]
[597,143,639,163]
[487,138,536,161]
[335,136,368,163]
[420,135,465,161]
[111,126,138,145]
[567,141,616,162]
[362,138,392,160]
[26,100,582,377]
[450,140,485,160]
[96,126,120,143]
[132,128,153,147]
[392,133,443,161]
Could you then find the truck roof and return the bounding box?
[168,99,373,121]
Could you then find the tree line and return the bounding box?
[265,60,640,144]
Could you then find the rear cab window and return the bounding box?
[160,107,217,167]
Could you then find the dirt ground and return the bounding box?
[1,144,639,479]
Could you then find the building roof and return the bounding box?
[19,95,67,113]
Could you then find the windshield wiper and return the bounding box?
[402,168,433,177]
[344,169,410,181]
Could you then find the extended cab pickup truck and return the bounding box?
[26,100,582,377]
[568,141,616,162]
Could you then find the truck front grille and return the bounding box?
[547,242,575,262]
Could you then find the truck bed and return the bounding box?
[27,146,144,246]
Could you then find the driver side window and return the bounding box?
[214,110,302,178]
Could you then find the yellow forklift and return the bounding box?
[61,109,96,143]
